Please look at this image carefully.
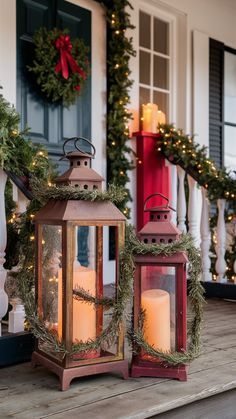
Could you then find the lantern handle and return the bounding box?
[62,137,96,158]
[144,193,176,212]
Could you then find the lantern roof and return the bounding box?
[35,200,126,222]
[139,221,181,236]
[55,167,104,184]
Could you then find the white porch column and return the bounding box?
[187,175,201,246]
[215,199,227,283]
[0,169,8,336]
[200,187,212,282]
[177,166,187,233]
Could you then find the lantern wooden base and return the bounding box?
[32,351,129,391]
[130,358,188,381]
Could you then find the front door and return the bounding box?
[17,0,91,166]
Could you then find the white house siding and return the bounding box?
[0,1,16,105]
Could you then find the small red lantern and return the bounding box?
[131,193,188,381]
[32,138,128,390]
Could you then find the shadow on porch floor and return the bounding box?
[0,298,236,419]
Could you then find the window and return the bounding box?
[209,39,236,175]
[224,49,236,175]
[139,10,171,118]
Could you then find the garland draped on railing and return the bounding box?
[156,124,236,202]
[156,124,236,280]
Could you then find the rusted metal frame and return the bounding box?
[64,221,74,367]
[176,264,187,352]
[96,225,103,337]
[133,261,142,364]
[35,220,126,367]
[116,221,126,359]
[35,223,43,319]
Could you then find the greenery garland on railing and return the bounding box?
[0,90,55,271]
[0,88,53,179]
[126,226,204,365]
[156,124,236,281]
[156,124,236,202]
[104,0,136,218]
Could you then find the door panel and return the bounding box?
[17,0,91,167]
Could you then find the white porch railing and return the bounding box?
[174,164,236,283]
[0,168,29,335]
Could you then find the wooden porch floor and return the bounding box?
[1,298,236,419]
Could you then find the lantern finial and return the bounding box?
[139,193,180,244]
[56,137,104,190]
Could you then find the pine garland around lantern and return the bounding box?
[28,27,90,107]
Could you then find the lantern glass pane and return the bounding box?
[141,265,176,352]
[72,225,120,360]
[102,226,117,357]
[40,225,62,343]
[72,226,97,344]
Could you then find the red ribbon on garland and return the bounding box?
[54,34,86,90]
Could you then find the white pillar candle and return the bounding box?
[142,103,158,133]
[141,289,171,351]
[157,110,166,126]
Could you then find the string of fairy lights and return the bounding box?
[105,0,136,218]
[156,124,236,202]
[155,124,236,281]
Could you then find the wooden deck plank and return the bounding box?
[151,389,236,419]
[36,362,236,419]
[0,299,235,419]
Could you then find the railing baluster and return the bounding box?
[177,166,187,233]
[7,184,28,334]
[187,175,201,246]
[215,199,227,283]
[16,189,28,214]
[0,169,8,336]
[200,187,212,281]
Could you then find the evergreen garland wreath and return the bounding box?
[126,226,205,365]
[19,220,203,363]
[28,27,89,107]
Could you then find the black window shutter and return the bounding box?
[209,38,224,168]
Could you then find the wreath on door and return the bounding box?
[28,27,90,107]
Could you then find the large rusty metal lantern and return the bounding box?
[131,193,188,381]
[32,138,128,390]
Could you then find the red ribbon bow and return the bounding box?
[54,35,86,90]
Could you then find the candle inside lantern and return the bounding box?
[73,264,96,342]
[57,264,96,342]
[141,289,171,351]
[157,110,166,126]
[142,103,158,133]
